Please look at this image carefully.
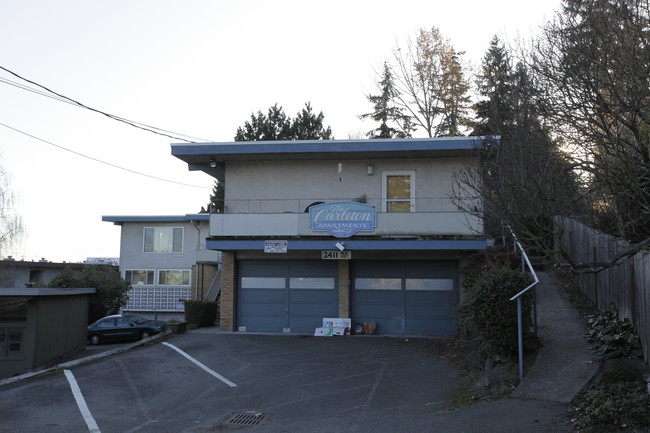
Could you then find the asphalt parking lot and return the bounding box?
[0,332,462,433]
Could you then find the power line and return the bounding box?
[0,65,214,143]
[0,121,210,190]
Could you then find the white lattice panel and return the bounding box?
[126,287,191,312]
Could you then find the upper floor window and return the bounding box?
[144,227,183,253]
[382,171,415,212]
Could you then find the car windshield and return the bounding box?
[123,313,149,324]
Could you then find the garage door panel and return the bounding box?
[354,261,403,276]
[289,302,336,315]
[363,317,403,334]
[239,302,287,316]
[240,262,287,277]
[239,316,288,332]
[238,289,287,303]
[355,291,402,304]
[289,316,335,333]
[404,262,455,276]
[405,291,455,304]
[407,305,455,319]
[238,260,338,333]
[354,304,402,317]
[289,290,335,303]
[352,260,458,336]
[406,318,457,335]
[289,262,337,275]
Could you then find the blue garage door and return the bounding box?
[238,261,338,333]
[352,261,458,336]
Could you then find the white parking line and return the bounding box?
[162,342,237,387]
[64,369,101,433]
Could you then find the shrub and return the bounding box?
[459,266,534,358]
[48,266,129,324]
[586,311,643,359]
[184,300,219,327]
[570,366,650,433]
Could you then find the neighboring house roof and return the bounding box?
[102,214,210,225]
[0,288,96,296]
[170,136,499,176]
[0,260,87,270]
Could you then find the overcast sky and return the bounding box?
[0,0,562,263]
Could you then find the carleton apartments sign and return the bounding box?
[309,202,377,238]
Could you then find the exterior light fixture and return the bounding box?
[367,164,374,175]
[209,158,217,168]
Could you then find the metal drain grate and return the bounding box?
[225,412,268,426]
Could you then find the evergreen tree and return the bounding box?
[202,179,224,213]
[214,103,332,214]
[453,37,581,257]
[360,62,412,138]
[234,103,332,141]
[291,102,332,140]
[234,104,292,141]
[472,36,515,136]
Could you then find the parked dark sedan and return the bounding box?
[87,313,166,345]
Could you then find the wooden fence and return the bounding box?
[554,216,650,362]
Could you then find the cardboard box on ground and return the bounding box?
[314,318,376,336]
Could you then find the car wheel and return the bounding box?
[141,330,151,340]
[89,334,101,345]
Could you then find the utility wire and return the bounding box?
[0,65,214,143]
[0,121,210,190]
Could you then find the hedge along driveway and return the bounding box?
[183,300,219,326]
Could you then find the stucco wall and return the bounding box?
[118,220,217,271]
[224,158,473,214]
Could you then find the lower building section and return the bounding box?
[226,255,461,336]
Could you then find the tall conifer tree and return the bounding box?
[360,62,412,138]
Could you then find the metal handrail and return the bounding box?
[204,269,221,301]
[505,225,540,380]
[219,196,481,214]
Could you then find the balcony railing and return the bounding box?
[221,196,480,215]
[211,196,483,238]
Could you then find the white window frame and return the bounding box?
[158,269,191,286]
[124,269,155,286]
[382,170,416,212]
[143,227,184,253]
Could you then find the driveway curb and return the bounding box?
[0,330,171,386]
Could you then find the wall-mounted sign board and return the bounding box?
[309,201,376,238]
[264,240,288,253]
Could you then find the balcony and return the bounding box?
[210,197,482,238]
